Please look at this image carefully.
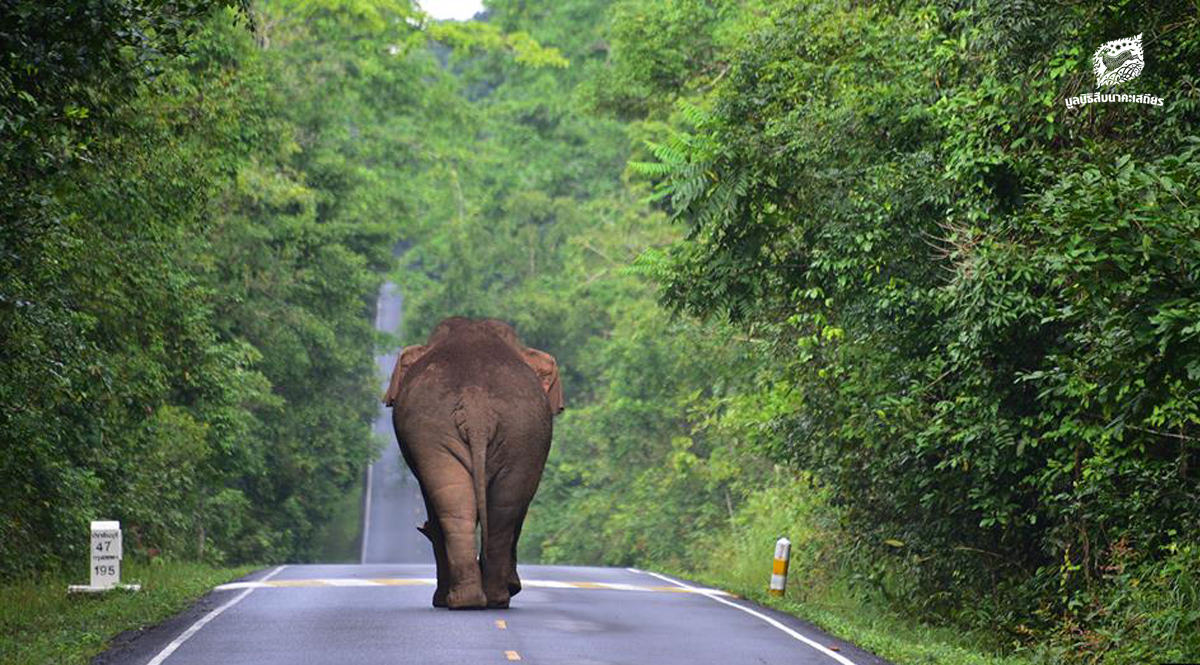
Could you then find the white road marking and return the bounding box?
[641,571,861,665]
[210,577,731,595]
[144,565,286,665]
[525,580,575,589]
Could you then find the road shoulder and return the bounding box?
[90,566,278,665]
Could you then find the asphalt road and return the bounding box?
[92,282,891,665]
[95,563,891,665]
[363,280,432,565]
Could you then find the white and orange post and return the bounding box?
[768,536,790,597]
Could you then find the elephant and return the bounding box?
[383,316,564,609]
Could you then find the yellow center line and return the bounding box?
[368,579,433,586]
[505,650,521,661]
[213,577,730,595]
[570,582,608,589]
[495,619,507,630]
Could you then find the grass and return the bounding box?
[672,477,1200,665]
[661,476,1039,665]
[686,569,1036,665]
[0,560,258,665]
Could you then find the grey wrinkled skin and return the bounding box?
[391,317,554,609]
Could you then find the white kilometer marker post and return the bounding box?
[769,536,790,597]
[68,520,141,593]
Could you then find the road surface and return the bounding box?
[362,280,432,565]
[92,282,890,665]
[95,563,890,665]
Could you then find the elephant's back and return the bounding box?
[397,332,551,423]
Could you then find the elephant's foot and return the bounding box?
[446,585,487,610]
[432,588,448,608]
[507,571,522,597]
[485,579,511,608]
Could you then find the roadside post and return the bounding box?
[768,536,790,597]
[68,520,141,593]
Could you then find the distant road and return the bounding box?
[362,280,432,565]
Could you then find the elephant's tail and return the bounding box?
[470,420,491,563]
[453,395,497,563]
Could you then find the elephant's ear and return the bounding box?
[521,348,564,415]
[383,345,429,407]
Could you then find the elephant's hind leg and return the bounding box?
[424,474,486,609]
[484,485,536,608]
[482,504,522,609]
[417,520,450,607]
[506,508,528,598]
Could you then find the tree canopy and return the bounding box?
[2,1,1197,662]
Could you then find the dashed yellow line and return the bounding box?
[495,619,507,630]
[505,651,521,661]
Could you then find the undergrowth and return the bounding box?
[0,560,257,665]
[666,475,1200,665]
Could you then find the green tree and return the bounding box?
[636,0,1200,653]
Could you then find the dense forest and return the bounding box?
[2,1,1197,663]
